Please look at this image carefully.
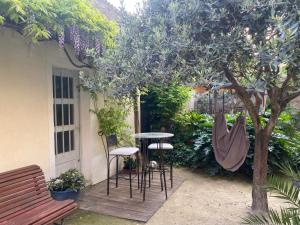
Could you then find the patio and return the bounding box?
[78,170,184,222]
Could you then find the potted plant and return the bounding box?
[47,169,85,201]
[122,157,137,174]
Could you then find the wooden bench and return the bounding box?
[0,165,77,225]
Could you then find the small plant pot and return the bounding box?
[121,168,137,175]
[51,189,80,201]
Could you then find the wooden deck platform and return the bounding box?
[79,171,184,222]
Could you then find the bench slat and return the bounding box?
[0,196,52,222]
[33,203,77,225]
[0,165,39,179]
[10,200,75,225]
[0,185,48,204]
[0,176,45,194]
[0,173,44,189]
[0,168,42,184]
[0,181,46,199]
[0,191,49,215]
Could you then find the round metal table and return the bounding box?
[134,132,174,201]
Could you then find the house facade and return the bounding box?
[0,11,134,184]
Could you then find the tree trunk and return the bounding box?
[134,93,141,134]
[251,129,270,212]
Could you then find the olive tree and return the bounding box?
[81,0,299,212]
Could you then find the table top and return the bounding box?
[133,132,174,139]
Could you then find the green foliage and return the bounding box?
[92,99,133,146]
[171,111,300,176]
[142,84,192,129]
[47,169,85,192]
[83,0,299,99]
[0,0,118,46]
[242,164,300,225]
[123,157,137,170]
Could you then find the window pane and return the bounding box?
[70,104,74,125]
[63,77,69,98]
[64,131,70,152]
[70,130,74,151]
[57,132,63,154]
[63,104,69,125]
[69,78,74,99]
[56,104,62,126]
[55,76,62,98]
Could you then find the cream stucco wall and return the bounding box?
[0,28,135,184]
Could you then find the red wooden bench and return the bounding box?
[0,165,77,225]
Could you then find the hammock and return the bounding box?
[212,113,250,172]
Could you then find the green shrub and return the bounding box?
[170,111,300,177]
[92,99,134,146]
[142,83,192,130]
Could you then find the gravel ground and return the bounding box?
[147,168,283,225]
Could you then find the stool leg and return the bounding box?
[136,152,140,189]
[129,158,132,198]
[116,156,119,188]
[143,168,147,201]
[140,167,144,193]
[149,167,151,188]
[107,158,110,196]
[159,149,163,191]
[171,157,173,188]
[152,168,154,179]
[163,167,168,199]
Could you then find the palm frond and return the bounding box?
[266,176,300,208]
[242,213,271,224]
[277,163,300,181]
[242,163,300,225]
[242,208,300,225]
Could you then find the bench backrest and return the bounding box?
[0,165,51,222]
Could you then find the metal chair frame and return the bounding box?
[101,134,140,198]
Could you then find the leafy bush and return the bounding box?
[142,83,192,130]
[93,99,134,146]
[47,169,85,192]
[170,111,300,177]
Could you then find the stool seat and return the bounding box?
[110,147,139,156]
[148,143,174,150]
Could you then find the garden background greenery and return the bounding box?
[143,84,300,177]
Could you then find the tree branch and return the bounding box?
[222,66,260,130]
[282,91,300,104]
[265,87,281,135]
[63,47,93,69]
[281,68,295,92]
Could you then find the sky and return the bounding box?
[107,0,143,13]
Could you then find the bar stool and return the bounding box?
[148,142,174,198]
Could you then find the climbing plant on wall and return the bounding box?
[0,0,118,64]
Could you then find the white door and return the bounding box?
[53,68,80,176]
